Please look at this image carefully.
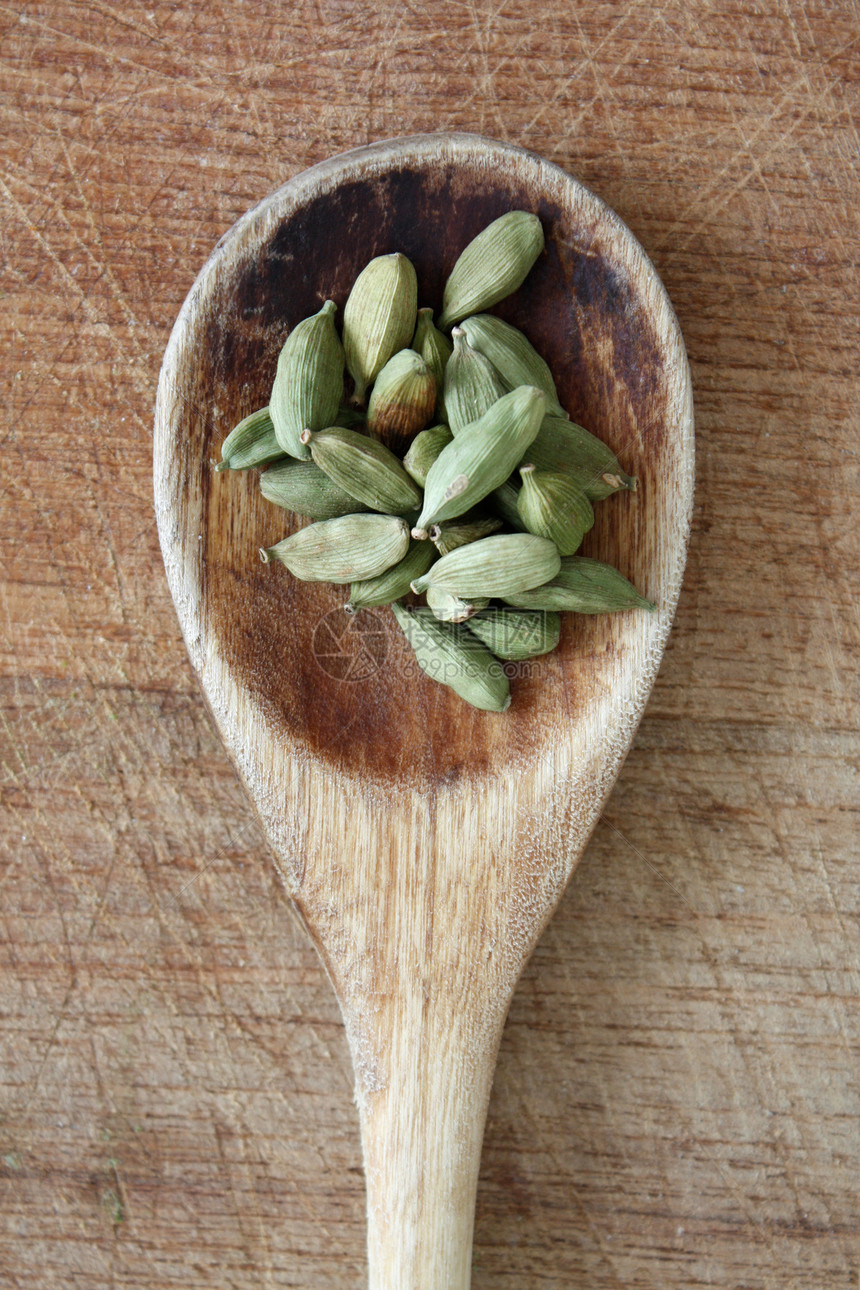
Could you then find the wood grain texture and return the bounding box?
[153,133,693,1288]
[1,2,858,1288]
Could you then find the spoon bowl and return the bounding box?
[154,132,694,1289]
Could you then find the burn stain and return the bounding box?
[182,154,672,786]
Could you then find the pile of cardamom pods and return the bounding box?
[217,211,653,712]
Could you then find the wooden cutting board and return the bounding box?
[1,2,857,1287]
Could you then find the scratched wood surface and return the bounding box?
[1,2,858,1288]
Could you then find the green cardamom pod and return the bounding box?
[260,459,369,520]
[425,585,490,623]
[218,418,280,472]
[410,533,560,599]
[429,516,502,557]
[459,313,567,418]
[526,413,637,500]
[391,603,511,712]
[517,464,594,556]
[346,539,436,612]
[466,607,561,660]
[437,211,545,330]
[444,328,507,436]
[489,479,527,531]
[502,556,655,612]
[412,386,546,536]
[412,308,452,419]
[260,514,410,584]
[402,423,454,487]
[366,349,437,455]
[269,300,345,460]
[343,253,418,404]
[302,425,422,515]
[217,406,285,471]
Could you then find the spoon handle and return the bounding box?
[350,990,510,1290]
[289,786,537,1289]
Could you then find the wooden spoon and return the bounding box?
[154,133,694,1289]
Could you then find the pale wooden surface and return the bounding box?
[1,4,859,1289]
[153,134,694,1289]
